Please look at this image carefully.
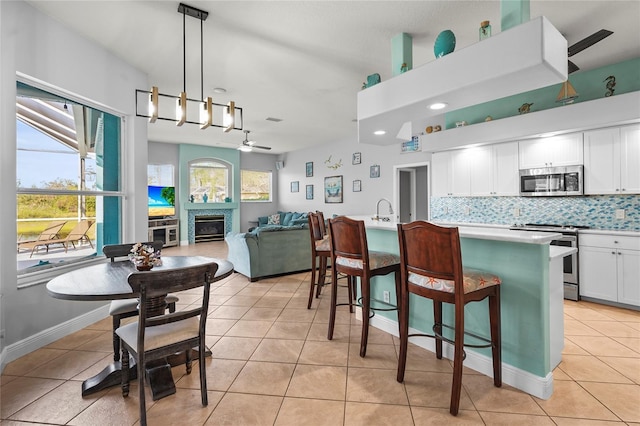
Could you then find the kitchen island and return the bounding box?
[347,216,576,399]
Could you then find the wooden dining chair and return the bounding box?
[396,221,502,416]
[116,261,218,426]
[327,216,400,357]
[103,242,178,361]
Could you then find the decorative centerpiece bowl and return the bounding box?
[129,242,162,271]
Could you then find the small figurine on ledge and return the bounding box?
[202,193,208,203]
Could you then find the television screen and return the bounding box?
[148,185,175,218]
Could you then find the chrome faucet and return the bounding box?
[374,198,393,221]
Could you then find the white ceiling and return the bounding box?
[27,1,640,154]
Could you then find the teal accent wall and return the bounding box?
[446,58,640,129]
[178,144,241,240]
[364,227,552,377]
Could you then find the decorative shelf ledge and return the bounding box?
[184,202,238,210]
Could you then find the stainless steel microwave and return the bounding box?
[519,165,583,196]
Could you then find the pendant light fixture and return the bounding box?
[135,3,244,131]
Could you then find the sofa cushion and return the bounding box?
[282,212,294,226]
[258,216,268,226]
[268,213,281,225]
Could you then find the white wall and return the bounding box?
[0,1,148,363]
[277,135,431,218]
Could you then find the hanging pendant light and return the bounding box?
[148,86,159,123]
[134,3,243,131]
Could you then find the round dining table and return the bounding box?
[46,255,234,399]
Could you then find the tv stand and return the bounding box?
[148,218,179,247]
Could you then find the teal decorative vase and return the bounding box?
[434,30,456,58]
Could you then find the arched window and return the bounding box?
[189,159,231,203]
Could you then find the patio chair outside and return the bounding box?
[17,220,67,254]
[19,219,95,257]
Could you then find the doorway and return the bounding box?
[393,162,430,223]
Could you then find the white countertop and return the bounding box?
[348,216,560,244]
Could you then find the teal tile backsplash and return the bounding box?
[430,195,639,231]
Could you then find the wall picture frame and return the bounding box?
[324,175,343,203]
[370,164,380,178]
[352,152,362,165]
[305,162,313,177]
[291,181,299,192]
[353,179,361,192]
[306,184,314,200]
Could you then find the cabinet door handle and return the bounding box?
[618,252,622,255]
[614,241,619,244]
[612,251,616,255]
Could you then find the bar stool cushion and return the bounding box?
[315,236,331,252]
[408,268,501,294]
[336,251,400,270]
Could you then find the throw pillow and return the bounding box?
[258,216,268,226]
[282,212,294,226]
[267,213,281,225]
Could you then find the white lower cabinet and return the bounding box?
[579,234,640,306]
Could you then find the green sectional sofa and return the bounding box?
[225,213,311,281]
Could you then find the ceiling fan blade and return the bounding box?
[568,29,613,57]
[253,145,272,150]
[568,60,580,74]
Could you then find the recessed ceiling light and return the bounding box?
[213,87,227,94]
[429,102,448,110]
[374,130,386,135]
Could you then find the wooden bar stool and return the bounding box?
[307,211,331,308]
[396,221,502,416]
[327,216,400,357]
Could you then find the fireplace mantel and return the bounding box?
[184,202,238,210]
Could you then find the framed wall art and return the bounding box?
[305,161,313,177]
[324,175,343,203]
[352,152,361,165]
[291,181,299,192]
[353,179,361,192]
[306,184,314,200]
[370,164,380,178]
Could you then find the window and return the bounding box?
[189,159,230,203]
[148,164,175,186]
[241,170,272,201]
[16,82,123,273]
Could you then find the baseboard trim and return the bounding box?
[356,307,554,400]
[0,305,109,373]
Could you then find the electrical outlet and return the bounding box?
[615,209,626,219]
[443,206,448,214]
[464,206,471,215]
[383,291,390,304]
[514,207,521,217]
[0,329,5,339]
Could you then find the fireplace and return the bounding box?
[194,215,225,242]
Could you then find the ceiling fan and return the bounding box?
[238,130,271,152]
[567,29,613,74]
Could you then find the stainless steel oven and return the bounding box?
[510,223,587,301]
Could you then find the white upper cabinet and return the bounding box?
[584,124,640,195]
[470,142,519,196]
[431,150,470,196]
[519,133,584,169]
[431,151,451,197]
[432,142,518,197]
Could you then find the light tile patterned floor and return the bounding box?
[2,241,639,425]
